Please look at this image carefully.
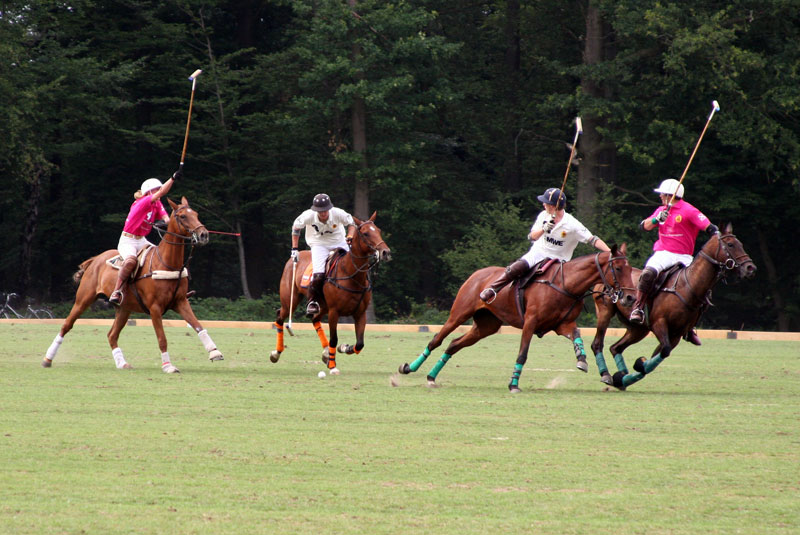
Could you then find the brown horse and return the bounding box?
[590,223,756,390]
[398,244,632,392]
[270,211,391,373]
[42,197,224,373]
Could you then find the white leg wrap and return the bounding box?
[197,329,216,352]
[161,351,171,365]
[112,347,128,369]
[46,334,64,360]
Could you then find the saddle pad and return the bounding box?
[105,246,154,270]
[299,249,347,288]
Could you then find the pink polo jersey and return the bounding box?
[648,199,709,255]
[122,194,168,236]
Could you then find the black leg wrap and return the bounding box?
[612,371,627,391]
[426,375,436,383]
[633,356,647,374]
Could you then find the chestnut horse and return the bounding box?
[398,244,632,392]
[270,212,391,373]
[42,197,224,373]
[590,224,756,390]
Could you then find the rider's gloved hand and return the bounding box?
[542,220,555,233]
[154,220,168,231]
[656,209,670,224]
[290,248,299,262]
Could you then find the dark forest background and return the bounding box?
[2,1,798,331]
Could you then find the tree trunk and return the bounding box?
[18,164,44,296]
[577,1,617,227]
[757,229,789,331]
[503,0,522,193]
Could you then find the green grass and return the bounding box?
[1,323,798,534]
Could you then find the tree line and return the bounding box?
[2,1,798,330]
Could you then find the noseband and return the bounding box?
[698,233,753,277]
[595,251,627,304]
[350,220,387,260]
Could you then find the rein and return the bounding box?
[327,221,384,293]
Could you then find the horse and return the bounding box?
[397,244,633,392]
[42,197,224,373]
[590,223,756,390]
[270,211,391,373]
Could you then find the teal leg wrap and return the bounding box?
[594,351,609,376]
[642,354,664,374]
[408,347,431,372]
[427,353,451,379]
[622,371,645,388]
[509,363,523,387]
[613,353,628,374]
[573,337,586,358]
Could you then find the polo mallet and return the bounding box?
[286,258,297,336]
[178,69,203,174]
[549,117,583,228]
[667,100,720,207]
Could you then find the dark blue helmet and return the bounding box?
[537,187,566,209]
[311,193,333,212]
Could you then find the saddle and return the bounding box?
[512,258,560,322]
[300,249,347,288]
[649,263,713,310]
[106,247,188,280]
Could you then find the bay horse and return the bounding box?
[397,244,632,392]
[42,197,224,373]
[270,211,391,373]
[590,223,756,390]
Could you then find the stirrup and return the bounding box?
[306,301,320,316]
[629,308,644,324]
[108,290,124,306]
[479,288,497,304]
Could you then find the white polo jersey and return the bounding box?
[293,207,354,247]
[522,211,593,265]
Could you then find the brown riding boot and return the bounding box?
[109,256,138,306]
[306,273,325,317]
[629,267,657,324]
[479,259,530,303]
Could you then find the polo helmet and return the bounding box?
[654,178,684,199]
[537,187,567,209]
[140,178,163,194]
[311,193,334,212]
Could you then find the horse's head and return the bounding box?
[703,223,757,282]
[352,211,392,263]
[604,243,636,306]
[167,197,209,246]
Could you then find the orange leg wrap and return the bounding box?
[314,321,329,348]
[327,346,337,369]
[274,322,284,353]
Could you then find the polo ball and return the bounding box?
[318,370,326,379]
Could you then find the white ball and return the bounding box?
[317,370,326,379]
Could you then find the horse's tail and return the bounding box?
[72,256,98,286]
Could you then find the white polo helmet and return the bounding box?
[140,178,163,194]
[654,178,684,199]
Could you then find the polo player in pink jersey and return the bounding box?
[108,170,180,305]
[629,178,719,345]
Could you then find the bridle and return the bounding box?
[155,204,208,246]
[594,250,629,304]
[349,220,387,261]
[698,232,754,278]
[327,220,387,293]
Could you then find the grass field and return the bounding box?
[1,322,798,534]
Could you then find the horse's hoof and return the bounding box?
[269,350,281,363]
[41,358,52,368]
[600,373,613,386]
[337,344,354,354]
[508,386,522,394]
[426,379,439,388]
[162,364,180,374]
[208,350,224,362]
[576,358,589,373]
[398,363,411,375]
[633,357,646,374]
[329,367,340,375]
[321,350,329,364]
[120,363,132,370]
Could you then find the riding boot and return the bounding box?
[306,273,325,317]
[629,267,657,324]
[109,256,138,306]
[479,259,530,303]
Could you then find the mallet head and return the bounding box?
[188,69,203,81]
[712,100,720,112]
[575,116,583,134]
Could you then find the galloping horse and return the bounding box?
[398,244,632,392]
[590,224,756,390]
[270,212,391,373]
[43,197,224,373]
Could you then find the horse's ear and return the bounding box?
[168,198,179,210]
[353,215,362,226]
[181,196,189,206]
[619,242,627,255]
[724,222,732,234]
[369,210,377,221]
